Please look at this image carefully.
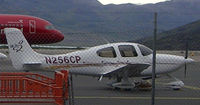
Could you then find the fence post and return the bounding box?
[151,12,157,105]
[70,73,75,105]
[60,70,69,105]
[68,73,75,105]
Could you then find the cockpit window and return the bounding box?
[138,44,153,56]
[45,25,55,30]
[97,47,116,58]
[118,45,138,57]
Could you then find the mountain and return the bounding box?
[0,0,200,46]
[136,19,200,50]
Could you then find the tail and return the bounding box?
[4,28,41,70]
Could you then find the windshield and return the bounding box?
[45,25,55,30]
[138,44,153,56]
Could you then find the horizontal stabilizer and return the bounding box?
[24,62,42,65]
[23,62,42,70]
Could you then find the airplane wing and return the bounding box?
[103,63,150,77]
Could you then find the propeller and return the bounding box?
[184,40,189,78]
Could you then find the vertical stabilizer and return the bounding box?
[4,28,40,70]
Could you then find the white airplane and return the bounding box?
[0,53,7,59]
[4,28,194,90]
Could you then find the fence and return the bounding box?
[0,71,69,105]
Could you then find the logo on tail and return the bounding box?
[10,40,24,52]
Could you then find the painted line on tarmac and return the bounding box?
[184,85,200,90]
[75,96,200,100]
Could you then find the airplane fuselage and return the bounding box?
[0,14,64,44]
[31,43,191,77]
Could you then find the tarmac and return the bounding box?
[0,49,200,105]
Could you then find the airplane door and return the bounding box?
[29,20,36,34]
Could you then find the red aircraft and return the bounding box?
[0,14,64,44]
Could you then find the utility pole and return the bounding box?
[151,12,157,105]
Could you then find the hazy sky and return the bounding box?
[98,0,170,5]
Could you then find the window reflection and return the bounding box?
[97,47,116,58]
[118,45,138,57]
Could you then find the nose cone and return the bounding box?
[185,58,194,64]
[56,31,64,42]
[156,54,185,64]
[42,30,64,44]
[156,54,194,65]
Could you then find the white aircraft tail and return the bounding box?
[4,28,40,70]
